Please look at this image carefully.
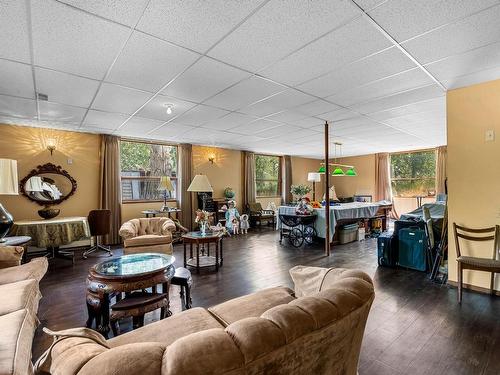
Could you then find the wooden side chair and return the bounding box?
[453,223,500,303]
[247,202,275,229]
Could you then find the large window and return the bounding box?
[390,150,436,197]
[120,140,177,202]
[255,154,281,197]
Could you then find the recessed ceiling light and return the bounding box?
[164,104,173,115]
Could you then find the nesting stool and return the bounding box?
[170,267,192,309]
[110,291,170,336]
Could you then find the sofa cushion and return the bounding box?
[208,287,295,326]
[0,246,24,269]
[0,279,40,316]
[108,307,223,348]
[0,309,37,375]
[0,257,48,286]
[124,234,171,248]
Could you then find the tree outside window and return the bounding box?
[255,154,281,197]
[120,140,177,202]
[390,150,436,197]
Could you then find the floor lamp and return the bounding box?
[187,174,213,211]
[307,172,321,201]
[0,159,18,242]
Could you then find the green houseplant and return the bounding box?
[290,184,312,202]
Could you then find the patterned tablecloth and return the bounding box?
[11,216,90,248]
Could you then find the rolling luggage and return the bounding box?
[377,231,398,267]
[398,227,427,271]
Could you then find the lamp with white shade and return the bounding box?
[158,176,174,212]
[187,174,213,211]
[0,159,18,242]
[307,172,321,201]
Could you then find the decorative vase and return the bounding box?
[0,203,13,242]
[38,206,60,220]
[224,187,235,199]
[200,221,207,236]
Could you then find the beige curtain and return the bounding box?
[100,135,122,245]
[375,153,393,201]
[243,151,256,209]
[282,155,292,204]
[179,144,193,230]
[436,146,447,195]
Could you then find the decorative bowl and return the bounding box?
[38,207,60,220]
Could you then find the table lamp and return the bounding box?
[307,172,321,201]
[0,159,18,242]
[187,174,213,211]
[158,176,174,212]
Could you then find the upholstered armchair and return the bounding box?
[119,217,176,255]
[247,202,275,229]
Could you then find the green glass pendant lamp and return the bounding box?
[318,165,326,174]
[332,167,345,176]
[345,168,357,176]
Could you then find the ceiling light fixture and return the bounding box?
[165,104,173,115]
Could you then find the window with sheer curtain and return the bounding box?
[255,154,281,197]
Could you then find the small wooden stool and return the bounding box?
[170,267,193,309]
[110,291,169,336]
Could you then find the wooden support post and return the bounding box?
[324,121,330,256]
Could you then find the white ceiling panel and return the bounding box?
[117,116,164,136]
[368,97,445,121]
[82,110,129,130]
[204,76,285,111]
[209,0,360,72]
[0,95,37,119]
[265,111,309,124]
[442,65,500,90]
[295,100,342,117]
[260,124,304,139]
[298,47,416,98]
[318,108,360,123]
[106,31,200,93]
[162,57,250,103]
[402,4,500,64]
[0,60,34,99]
[229,118,281,135]
[31,0,131,79]
[92,83,151,114]
[0,0,31,63]
[58,0,149,27]
[137,0,263,53]
[201,112,257,131]
[261,17,392,86]
[39,102,86,124]
[173,105,229,126]
[149,123,197,139]
[35,68,100,108]
[137,94,196,122]
[292,116,325,129]
[240,89,315,117]
[367,0,498,42]
[356,0,388,11]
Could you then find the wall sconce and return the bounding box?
[208,153,215,164]
[46,138,56,156]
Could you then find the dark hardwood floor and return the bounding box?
[33,229,500,374]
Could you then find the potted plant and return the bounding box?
[224,187,235,199]
[290,184,312,202]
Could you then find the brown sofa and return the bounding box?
[0,246,48,375]
[36,266,374,375]
[119,217,176,255]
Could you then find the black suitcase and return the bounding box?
[394,219,425,238]
[377,231,398,267]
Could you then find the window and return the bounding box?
[255,154,281,197]
[390,150,436,197]
[120,140,177,202]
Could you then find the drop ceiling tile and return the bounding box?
[292,116,325,129]
[137,94,196,122]
[149,122,197,139]
[58,0,149,27]
[368,97,445,121]
[201,112,257,131]
[229,118,281,135]
[137,0,262,53]
[31,0,131,79]
[39,102,86,124]
[35,68,100,108]
[368,0,498,42]
[118,116,164,136]
[261,17,392,86]
[0,95,37,119]
[317,108,360,123]
[83,110,129,130]
[162,57,250,102]
[92,83,151,114]
[174,105,229,126]
[298,47,416,98]
[82,125,115,134]
[355,0,387,11]
[240,87,316,117]
[107,31,200,93]
[209,0,360,72]
[295,100,342,117]
[402,5,500,64]
[261,125,304,139]
[0,60,34,98]
[265,110,308,124]
[0,0,31,63]
[204,76,285,111]
[442,65,500,89]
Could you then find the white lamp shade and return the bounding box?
[0,159,18,195]
[25,176,43,192]
[187,174,213,192]
[307,172,321,183]
[158,176,174,191]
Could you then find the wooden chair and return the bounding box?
[247,202,275,229]
[453,223,500,303]
[83,209,112,259]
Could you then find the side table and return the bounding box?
[182,231,223,274]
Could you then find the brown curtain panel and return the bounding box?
[375,153,398,218]
[243,151,256,209]
[436,146,447,195]
[100,135,122,245]
[282,155,292,204]
[179,144,193,230]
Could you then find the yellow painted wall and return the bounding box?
[447,79,500,291]
[0,124,100,221]
[290,156,324,201]
[333,154,376,199]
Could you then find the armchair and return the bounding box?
[247,202,275,229]
[0,245,24,269]
[119,217,176,255]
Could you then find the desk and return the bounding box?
[11,216,90,263]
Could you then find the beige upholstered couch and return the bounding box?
[119,217,176,255]
[0,246,48,375]
[36,266,374,375]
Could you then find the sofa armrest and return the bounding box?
[0,246,24,269]
[161,218,176,235]
[119,221,137,240]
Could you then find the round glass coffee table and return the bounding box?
[86,253,175,337]
[182,231,223,274]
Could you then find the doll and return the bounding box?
[232,217,240,235]
[225,200,240,234]
[240,214,250,234]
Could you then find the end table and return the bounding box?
[182,231,223,274]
